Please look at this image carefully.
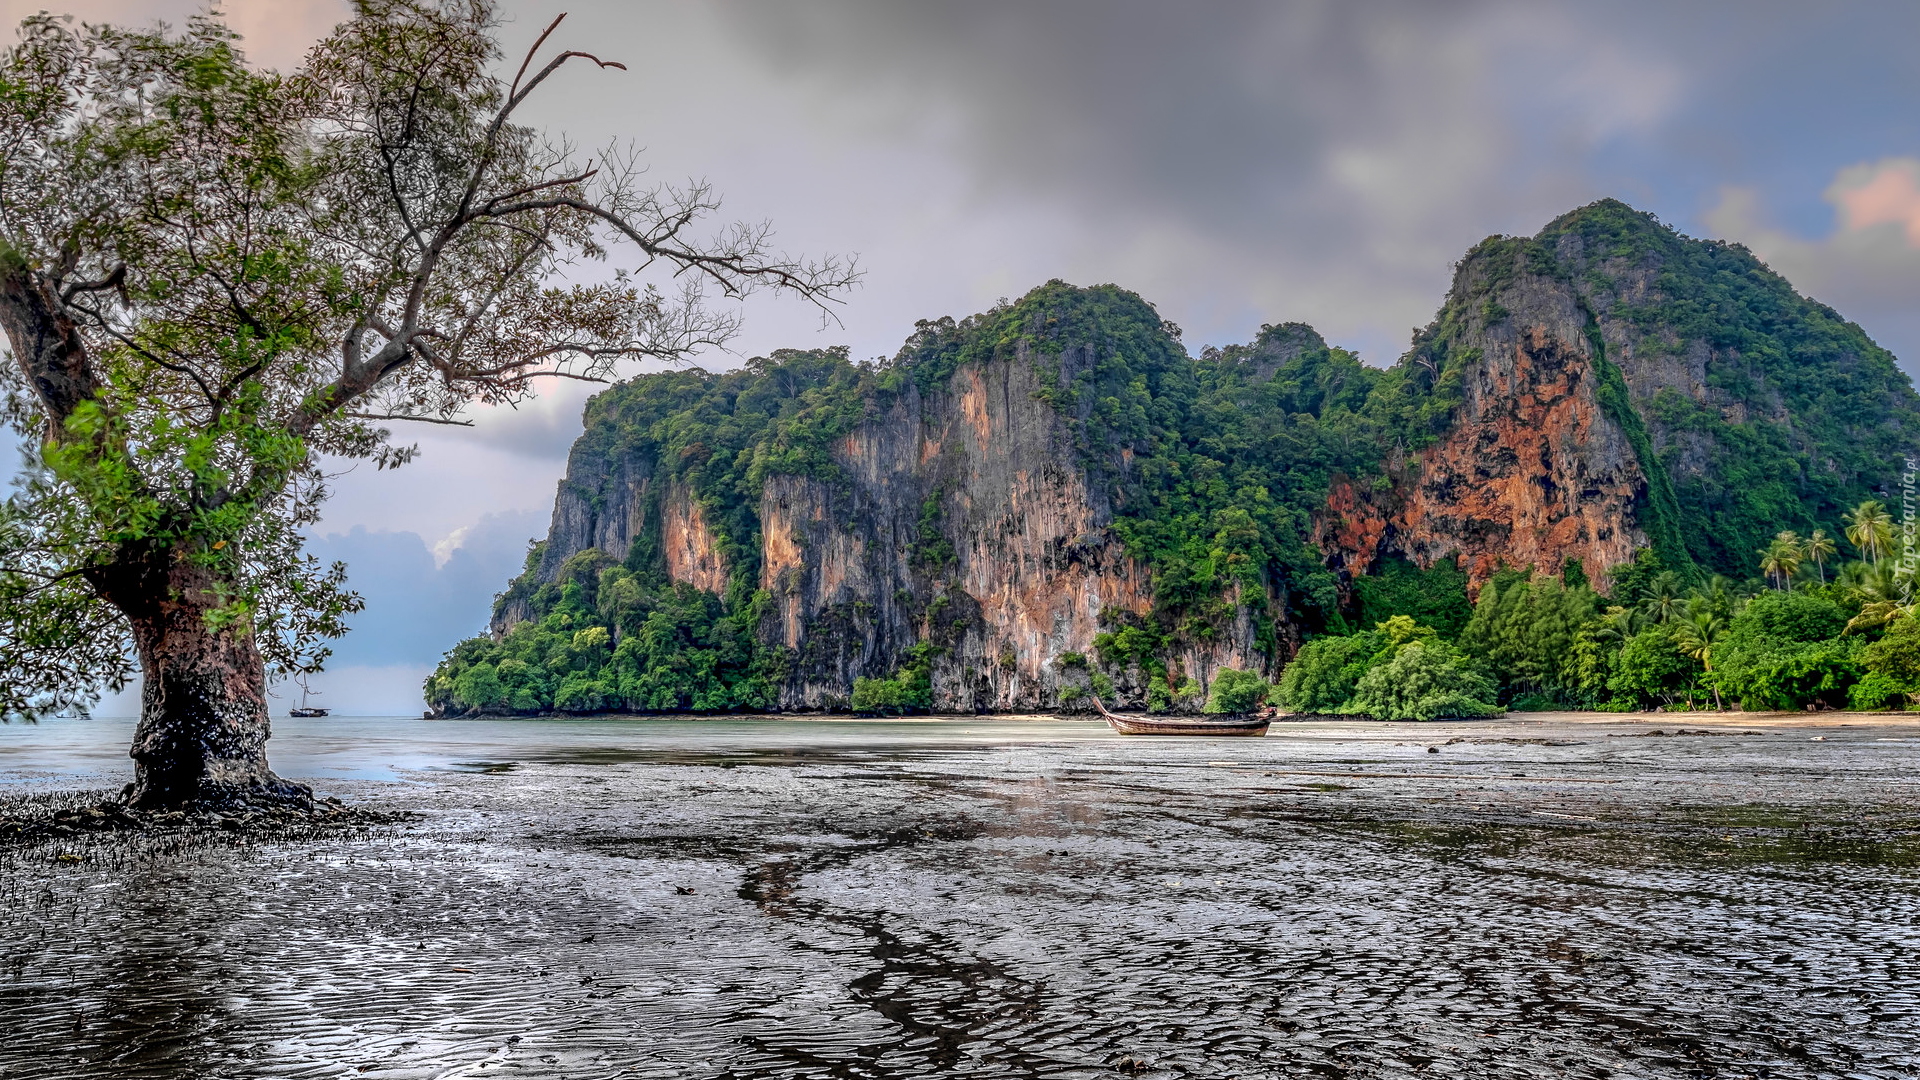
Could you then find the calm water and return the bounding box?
[3,712,1919,1078]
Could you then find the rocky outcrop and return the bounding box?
[1317,244,1651,588]
[490,200,1920,711]
[753,344,1263,710]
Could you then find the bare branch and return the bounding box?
[345,411,473,427]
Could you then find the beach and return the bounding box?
[3,711,1917,1078]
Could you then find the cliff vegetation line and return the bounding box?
[426,200,1920,717]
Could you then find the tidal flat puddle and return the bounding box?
[3,712,1920,1078]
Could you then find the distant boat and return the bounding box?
[1091,696,1269,737]
[289,685,329,718]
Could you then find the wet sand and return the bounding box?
[3,711,1918,1078]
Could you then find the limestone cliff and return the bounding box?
[1318,199,1920,586]
[501,329,1270,711]
[467,200,1920,715]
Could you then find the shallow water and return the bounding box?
[3,712,1919,1078]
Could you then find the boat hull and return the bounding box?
[1099,712,1269,737]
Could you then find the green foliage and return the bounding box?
[428,192,1920,716]
[1352,557,1472,637]
[1607,624,1702,709]
[1582,321,1692,571]
[1864,618,1920,687]
[1711,593,1861,710]
[900,284,1457,674]
[426,555,787,715]
[1272,630,1384,712]
[1203,667,1269,714]
[851,642,938,714]
[1848,672,1908,711]
[1607,549,1681,608]
[1145,679,1174,712]
[1459,572,1600,703]
[0,3,849,730]
[1535,199,1920,578]
[1343,640,1502,721]
[1848,616,1920,710]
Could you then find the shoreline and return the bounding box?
[405,708,1920,729]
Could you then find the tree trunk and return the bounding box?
[91,551,310,811]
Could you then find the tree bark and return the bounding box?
[0,261,98,437]
[90,551,310,811]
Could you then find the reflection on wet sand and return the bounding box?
[3,713,1919,1077]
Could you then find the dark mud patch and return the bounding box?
[1337,803,1920,870]
[0,789,410,852]
[1611,728,1767,738]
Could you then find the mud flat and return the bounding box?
[3,711,1918,1078]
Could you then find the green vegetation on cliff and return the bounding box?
[1534,199,1920,576]
[427,200,1920,716]
[429,349,887,714]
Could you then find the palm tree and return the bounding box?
[1590,605,1642,646]
[1695,575,1739,619]
[1671,608,1729,710]
[1845,558,1918,633]
[1758,537,1803,591]
[1845,500,1895,566]
[1640,571,1686,623]
[1804,529,1837,583]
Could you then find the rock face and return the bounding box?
[512,339,1267,711]
[1317,236,1653,587]
[1319,198,1920,584]
[489,199,1920,712]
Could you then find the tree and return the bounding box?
[1804,529,1836,583]
[1458,571,1598,703]
[0,4,852,807]
[1608,624,1700,709]
[1758,536,1803,591]
[1639,570,1687,623]
[1855,617,1920,709]
[1342,639,1501,721]
[1670,607,1728,710]
[1203,667,1269,714]
[1845,500,1894,566]
[1272,629,1384,713]
[1712,592,1860,710]
[1842,557,1916,634]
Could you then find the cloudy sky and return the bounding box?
[14,0,1920,714]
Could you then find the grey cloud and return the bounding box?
[307,509,545,669]
[644,0,1694,362]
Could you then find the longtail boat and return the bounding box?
[1091,696,1269,737]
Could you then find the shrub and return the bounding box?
[1864,617,1920,687]
[851,675,911,713]
[1273,631,1384,712]
[850,643,937,714]
[554,672,612,713]
[1849,671,1909,711]
[1204,668,1270,713]
[1145,678,1174,712]
[1713,594,1862,709]
[1343,641,1501,721]
[1607,625,1700,708]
